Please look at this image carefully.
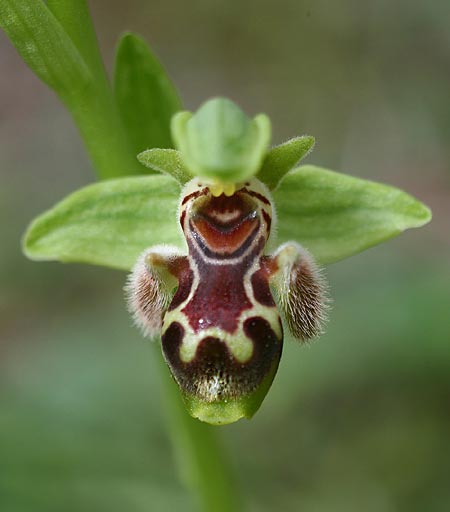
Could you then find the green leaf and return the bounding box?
[172,98,271,183]
[23,175,184,271]
[258,136,315,190]
[0,0,91,99]
[114,32,182,155]
[138,149,193,185]
[46,0,108,86]
[273,165,432,264]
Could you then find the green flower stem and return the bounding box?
[154,345,241,512]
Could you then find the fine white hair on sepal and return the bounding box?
[125,245,181,339]
[272,242,330,342]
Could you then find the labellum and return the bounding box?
[127,98,327,424]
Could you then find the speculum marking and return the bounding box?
[162,317,282,401]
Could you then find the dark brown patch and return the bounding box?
[243,316,280,346]
[161,322,185,363]
[240,187,271,205]
[168,258,194,311]
[262,209,272,234]
[182,188,208,205]
[179,209,186,227]
[251,262,276,307]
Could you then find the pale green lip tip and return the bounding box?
[180,360,280,425]
[183,396,259,426]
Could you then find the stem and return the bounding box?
[155,346,241,512]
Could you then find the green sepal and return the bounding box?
[258,136,315,190]
[181,360,279,425]
[171,98,271,183]
[114,32,182,155]
[273,165,432,265]
[138,149,193,185]
[23,175,184,271]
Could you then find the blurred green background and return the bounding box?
[1,1,449,510]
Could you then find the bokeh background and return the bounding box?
[1,1,449,510]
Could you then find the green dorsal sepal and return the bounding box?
[171,97,271,184]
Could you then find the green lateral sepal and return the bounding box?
[258,135,315,190]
